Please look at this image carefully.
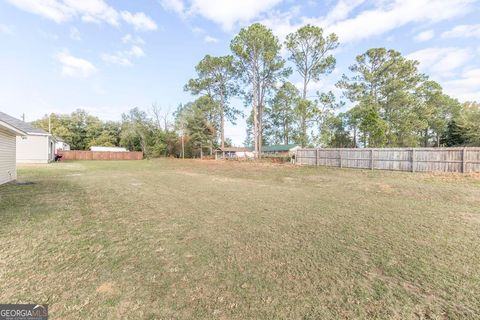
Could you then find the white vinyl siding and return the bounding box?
[0,128,16,184]
[16,135,50,163]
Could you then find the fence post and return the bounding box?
[411,148,415,172]
[315,149,319,166]
[339,149,343,168]
[370,149,374,170]
[462,147,467,173]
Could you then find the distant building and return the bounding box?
[215,147,254,160]
[90,146,128,152]
[55,137,70,152]
[0,112,56,164]
[0,112,27,184]
[262,144,301,155]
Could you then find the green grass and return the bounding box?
[1,159,480,319]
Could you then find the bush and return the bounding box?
[261,154,292,163]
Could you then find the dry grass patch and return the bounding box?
[1,159,479,319]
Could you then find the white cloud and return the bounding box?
[161,0,185,16]
[7,0,72,23]
[414,29,435,42]
[56,51,97,77]
[191,0,282,30]
[69,26,81,40]
[7,0,117,24]
[258,7,302,41]
[161,0,282,31]
[443,68,480,102]
[260,0,474,44]
[407,47,473,76]
[0,24,14,35]
[102,45,145,66]
[101,53,131,66]
[120,11,158,31]
[7,0,157,31]
[204,35,218,43]
[325,0,474,43]
[191,26,204,34]
[66,0,119,25]
[122,34,145,45]
[129,45,145,58]
[323,0,366,25]
[442,24,480,39]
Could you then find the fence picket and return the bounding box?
[296,148,480,173]
[58,150,143,161]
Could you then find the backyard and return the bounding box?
[1,159,479,319]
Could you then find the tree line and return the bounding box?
[32,23,480,157]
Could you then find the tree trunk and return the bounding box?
[258,103,263,159]
[220,88,225,148]
[424,128,429,147]
[284,119,288,145]
[252,81,259,159]
[301,116,307,147]
[353,125,357,148]
[302,69,308,147]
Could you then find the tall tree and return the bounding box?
[323,113,354,148]
[441,119,468,147]
[120,108,153,154]
[33,110,106,150]
[285,24,339,146]
[417,81,461,146]
[458,102,480,146]
[185,55,239,148]
[337,48,428,147]
[265,82,300,145]
[314,91,343,146]
[231,23,290,157]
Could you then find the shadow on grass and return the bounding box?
[0,178,85,230]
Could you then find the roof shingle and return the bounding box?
[0,112,49,135]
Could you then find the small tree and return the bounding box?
[174,101,216,158]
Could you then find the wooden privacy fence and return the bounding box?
[58,150,143,161]
[296,148,480,173]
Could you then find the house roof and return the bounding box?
[0,119,27,136]
[262,144,299,152]
[217,147,253,152]
[0,112,49,135]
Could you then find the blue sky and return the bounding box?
[1,0,479,145]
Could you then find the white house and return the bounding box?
[0,112,56,163]
[215,147,254,160]
[262,144,301,155]
[55,137,70,152]
[0,112,27,185]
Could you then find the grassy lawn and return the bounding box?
[1,159,480,319]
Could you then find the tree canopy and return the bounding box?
[28,24,479,157]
